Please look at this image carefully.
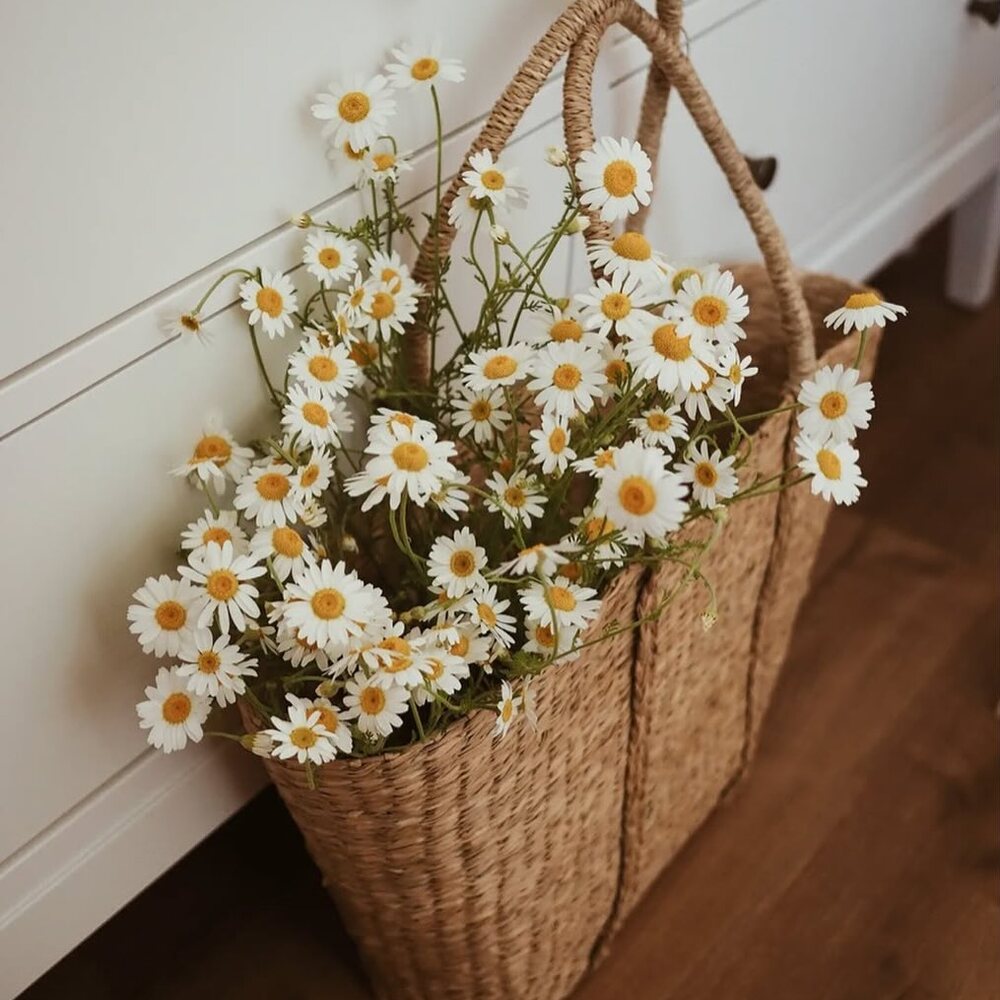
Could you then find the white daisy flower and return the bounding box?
[302,232,358,288]
[275,623,331,674]
[824,290,906,334]
[464,584,518,648]
[292,448,334,501]
[415,650,470,703]
[630,404,688,452]
[234,462,302,527]
[451,387,511,444]
[289,338,359,399]
[530,413,577,474]
[520,580,601,632]
[526,341,606,419]
[461,149,526,208]
[716,348,758,408]
[524,619,580,662]
[136,666,211,753]
[248,524,309,582]
[368,631,432,689]
[795,433,867,506]
[494,680,522,738]
[239,268,298,339]
[171,418,255,485]
[179,540,266,634]
[574,446,619,478]
[311,74,396,150]
[301,500,329,529]
[597,440,689,540]
[598,340,631,400]
[180,509,248,559]
[500,542,570,577]
[371,248,419,292]
[127,575,209,658]
[485,471,546,529]
[575,136,653,223]
[358,144,413,187]
[571,511,633,567]
[586,231,666,285]
[386,42,466,89]
[176,634,258,706]
[662,263,713,301]
[369,407,438,439]
[161,312,204,342]
[674,363,733,421]
[342,674,408,738]
[797,363,875,444]
[427,527,488,599]
[281,385,354,451]
[461,344,534,392]
[624,317,716,394]
[675,268,749,348]
[429,475,472,522]
[358,281,420,341]
[576,272,658,340]
[265,703,339,765]
[438,620,495,666]
[282,559,387,655]
[286,693,353,755]
[338,271,373,326]
[518,304,600,349]
[447,185,512,233]
[678,442,739,509]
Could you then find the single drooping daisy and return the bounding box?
[630,405,689,452]
[286,693,354,754]
[625,318,716,394]
[359,144,413,187]
[249,524,310,582]
[265,702,339,765]
[575,136,653,222]
[180,509,248,559]
[824,290,906,334]
[484,471,546,529]
[494,680,522,738]
[524,620,580,662]
[716,348,758,408]
[427,527,488,599]
[171,418,255,485]
[136,666,212,753]
[180,540,266,634]
[281,385,354,450]
[239,268,298,339]
[597,441,689,540]
[500,542,570,577]
[447,185,509,232]
[527,341,606,419]
[598,340,630,399]
[311,74,396,150]
[234,461,303,527]
[451,387,511,444]
[520,580,601,632]
[461,344,534,392]
[292,448,334,502]
[674,364,734,421]
[302,231,358,287]
[357,281,420,341]
[288,338,359,399]
[127,575,208,658]
[176,634,258,706]
[576,272,658,340]
[587,231,666,285]
[574,446,618,478]
[282,558,386,654]
[338,271,373,325]
[571,511,633,567]
[430,476,471,522]
[342,674,409,738]
[386,42,466,89]
[795,433,867,505]
[414,649,470,704]
[678,442,739,509]
[161,312,204,342]
[461,149,526,208]
[530,413,577,474]
[369,407,438,439]
[275,621,333,673]
[797,363,875,444]
[675,268,749,348]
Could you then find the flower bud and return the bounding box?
[242,732,274,757]
[700,610,718,632]
[342,533,359,553]
[291,212,313,229]
[316,680,337,699]
[545,146,569,166]
[489,223,509,245]
[565,214,590,235]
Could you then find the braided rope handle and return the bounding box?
[405,0,816,386]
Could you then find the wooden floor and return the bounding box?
[21,225,999,1000]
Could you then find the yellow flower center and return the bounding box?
[256,472,290,500]
[601,292,632,321]
[605,359,628,385]
[583,515,614,542]
[197,650,221,674]
[480,168,506,191]
[693,364,716,392]
[611,231,652,261]
[272,526,304,558]
[692,295,727,327]
[206,569,239,602]
[534,624,555,648]
[819,390,848,419]
[390,413,416,429]
[647,412,671,432]
[619,475,656,516]
[193,434,232,466]
[372,152,396,172]
[180,314,201,333]
[411,56,439,81]
[845,291,881,309]
[289,726,318,749]
[816,449,842,480]
[469,399,492,421]
[672,268,699,294]
[450,634,470,657]
[161,692,192,724]
[483,354,517,380]
[504,485,526,507]
[501,700,513,722]
[349,287,366,307]
[308,355,339,382]
[255,287,283,318]
[392,441,429,472]
[728,363,743,383]
[344,142,367,160]
[478,604,498,627]
[652,324,691,361]
[603,159,638,197]
[548,585,576,612]
[155,600,186,631]
[449,550,477,577]
[560,562,582,582]
[202,526,232,546]
[300,401,329,428]
[379,267,402,291]
[300,464,320,488]
[311,588,346,620]
[552,363,582,390]
[369,291,395,320]
[548,427,567,453]
[426,659,445,681]
[338,91,371,123]
[349,341,378,365]
[318,247,341,270]
[311,705,338,731]
[595,450,615,469]
[550,318,583,342]
[360,686,386,714]
[694,461,718,487]
[379,635,413,673]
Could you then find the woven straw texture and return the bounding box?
[243,565,643,1000]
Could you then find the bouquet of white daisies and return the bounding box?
[130,42,906,778]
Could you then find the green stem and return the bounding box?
[249,326,283,408]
